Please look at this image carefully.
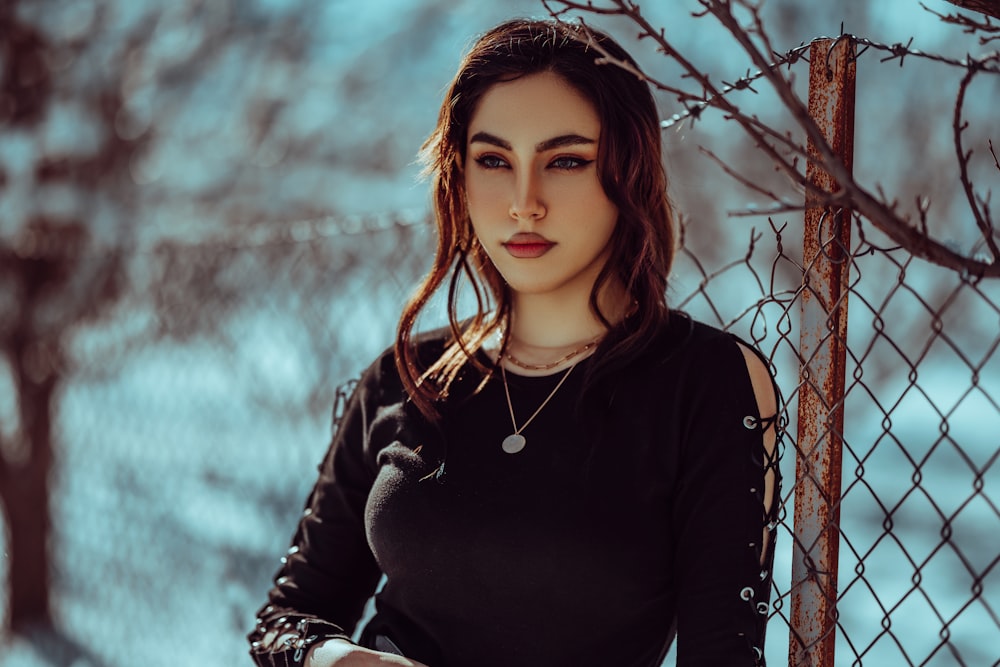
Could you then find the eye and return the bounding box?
[549,156,594,170]
[473,154,509,170]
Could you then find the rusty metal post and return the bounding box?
[789,37,856,667]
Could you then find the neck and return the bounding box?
[507,277,628,352]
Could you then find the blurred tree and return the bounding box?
[0,2,129,633]
[0,0,455,636]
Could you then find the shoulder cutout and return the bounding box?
[734,340,777,428]
[734,339,781,567]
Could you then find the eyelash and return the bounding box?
[473,155,509,170]
[551,156,593,170]
[472,155,594,171]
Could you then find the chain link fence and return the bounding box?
[2,205,996,666]
[2,11,999,667]
[672,215,1000,666]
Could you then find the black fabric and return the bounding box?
[249,313,781,667]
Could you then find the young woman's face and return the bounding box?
[463,71,618,299]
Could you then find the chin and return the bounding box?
[504,279,571,296]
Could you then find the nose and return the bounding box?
[509,170,546,222]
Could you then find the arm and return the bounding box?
[672,335,782,666]
[248,367,388,666]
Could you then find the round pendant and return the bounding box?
[502,433,526,454]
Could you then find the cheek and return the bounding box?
[566,184,617,231]
[465,181,497,241]
[589,202,620,252]
[554,172,613,209]
[465,177,493,217]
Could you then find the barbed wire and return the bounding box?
[545,0,1000,279]
[659,29,1000,129]
[6,1,998,269]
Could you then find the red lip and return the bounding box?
[503,233,555,259]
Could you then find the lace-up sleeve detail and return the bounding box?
[248,369,388,666]
[671,332,783,667]
[248,613,351,666]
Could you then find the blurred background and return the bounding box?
[0,0,997,665]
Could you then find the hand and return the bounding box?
[305,637,431,667]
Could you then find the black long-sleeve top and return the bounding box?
[249,313,781,666]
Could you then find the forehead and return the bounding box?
[468,71,600,142]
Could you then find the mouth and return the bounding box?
[503,233,555,259]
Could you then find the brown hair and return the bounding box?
[395,18,676,421]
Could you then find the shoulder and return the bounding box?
[334,326,455,454]
[366,324,455,376]
[642,312,742,366]
[643,312,777,408]
[731,339,778,420]
[354,323,457,401]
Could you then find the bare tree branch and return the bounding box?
[547,5,831,203]
[922,2,1000,43]
[955,62,1000,259]
[942,0,1000,22]
[698,145,805,210]
[545,0,1000,277]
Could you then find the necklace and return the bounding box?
[500,362,577,454]
[503,336,600,371]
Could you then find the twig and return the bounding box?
[698,145,790,203]
[544,0,1000,277]
[922,2,1000,44]
[954,58,1000,259]
[942,0,1000,22]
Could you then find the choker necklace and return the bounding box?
[500,362,577,454]
[503,336,601,371]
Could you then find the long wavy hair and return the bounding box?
[395,18,676,421]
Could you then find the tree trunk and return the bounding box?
[0,453,54,632]
[0,335,57,633]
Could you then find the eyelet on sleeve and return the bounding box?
[743,415,758,429]
[280,545,301,565]
[740,586,755,601]
[248,615,352,667]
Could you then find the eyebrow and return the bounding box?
[468,131,596,152]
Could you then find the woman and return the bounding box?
[249,18,781,667]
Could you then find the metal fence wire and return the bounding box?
[3,206,992,667]
[678,216,1000,667]
[0,197,997,667]
[1,29,999,667]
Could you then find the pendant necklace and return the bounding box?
[500,361,577,454]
